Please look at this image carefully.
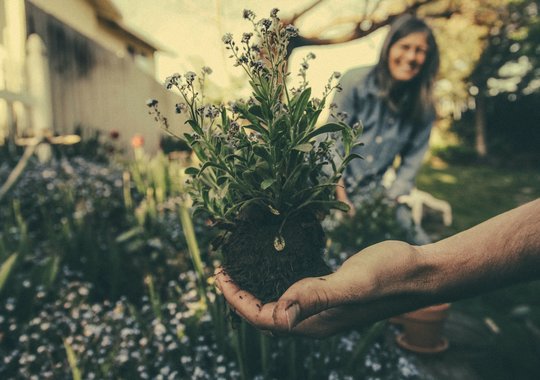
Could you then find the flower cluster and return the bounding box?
[0,275,240,379]
[0,270,420,379]
[154,9,362,230]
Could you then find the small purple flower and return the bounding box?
[241,32,253,44]
[243,9,255,20]
[260,18,272,30]
[250,60,265,72]
[222,33,233,44]
[185,71,196,84]
[235,55,249,66]
[175,103,187,114]
[146,99,158,107]
[285,24,299,37]
[164,73,181,89]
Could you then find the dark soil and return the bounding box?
[220,206,331,303]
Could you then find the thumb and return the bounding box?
[272,275,338,331]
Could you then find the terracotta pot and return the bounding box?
[395,303,451,354]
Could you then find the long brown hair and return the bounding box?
[372,14,439,124]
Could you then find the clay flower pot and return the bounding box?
[395,303,451,354]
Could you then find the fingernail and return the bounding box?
[285,303,300,331]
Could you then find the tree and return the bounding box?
[468,0,540,157]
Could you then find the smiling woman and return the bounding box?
[332,14,440,246]
[388,32,428,82]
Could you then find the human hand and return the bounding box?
[215,241,422,338]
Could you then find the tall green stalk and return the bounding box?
[64,339,82,380]
[346,321,387,372]
[259,333,270,378]
[178,203,207,304]
[0,253,18,293]
[232,326,248,380]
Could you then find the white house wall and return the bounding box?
[29,0,130,60]
[22,1,183,153]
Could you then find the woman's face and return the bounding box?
[388,32,428,82]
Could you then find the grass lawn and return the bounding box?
[417,161,540,236]
[416,161,540,379]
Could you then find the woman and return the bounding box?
[333,14,440,245]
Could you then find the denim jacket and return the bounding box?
[331,66,433,199]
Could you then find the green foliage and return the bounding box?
[150,9,362,228]
[431,143,478,165]
[326,193,410,255]
[0,153,211,308]
[0,253,18,293]
[469,0,540,98]
[417,162,540,235]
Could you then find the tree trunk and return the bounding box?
[475,93,488,157]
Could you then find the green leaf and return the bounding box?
[249,105,264,119]
[306,109,323,129]
[292,143,313,152]
[327,200,351,212]
[184,167,200,176]
[185,119,203,135]
[298,199,350,213]
[339,153,363,170]
[221,108,229,131]
[253,146,272,161]
[199,161,228,175]
[115,226,145,243]
[42,255,60,288]
[282,164,310,193]
[64,340,82,380]
[291,88,311,124]
[261,178,276,190]
[0,253,18,293]
[244,124,268,137]
[300,122,346,143]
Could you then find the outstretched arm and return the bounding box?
[215,199,540,338]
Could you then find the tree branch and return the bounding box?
[284,0,456,55]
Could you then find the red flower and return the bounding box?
[131,134,145,148]
[109,130,120,140]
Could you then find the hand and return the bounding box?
[215,241,422,338]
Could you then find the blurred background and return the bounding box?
[1,1,539,379]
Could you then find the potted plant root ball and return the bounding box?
[148,9,362,303]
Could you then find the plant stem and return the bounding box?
[346,321,386,371]
[178,203,207,304]
[144,275,162,320]
[260,332,270,377]
[64,339,82,380]
[232,325,248,380]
